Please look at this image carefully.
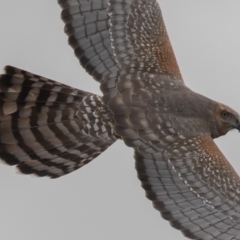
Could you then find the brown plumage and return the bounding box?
[1,0,240,239]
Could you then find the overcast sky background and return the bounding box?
[1,1,240,240]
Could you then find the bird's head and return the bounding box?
[214,103,240,136]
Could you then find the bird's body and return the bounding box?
[1,0,240,239]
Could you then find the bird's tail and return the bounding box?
[0,66,117,178]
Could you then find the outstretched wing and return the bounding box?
[58,0,182,82]
[58,0,120,82]
[136,136,240,240]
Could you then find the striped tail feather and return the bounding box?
[0,66,117,178]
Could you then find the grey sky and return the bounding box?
[0,1,240,240]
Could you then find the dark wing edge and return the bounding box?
[58,0,120,82]
[57,0,183,85]
[135,136,240,240]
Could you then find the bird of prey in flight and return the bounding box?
[1,1,240,239]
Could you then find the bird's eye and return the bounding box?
[221,111,230,119]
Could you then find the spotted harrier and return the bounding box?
[1,1,240,239]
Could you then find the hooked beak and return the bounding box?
[236,120,240,132]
